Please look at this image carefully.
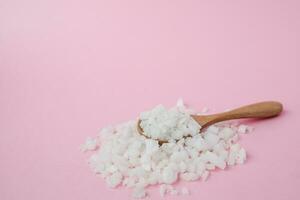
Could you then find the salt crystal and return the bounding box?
[180,172,200,181]
[219,127,234,140]
[80,137,98,152]
[236,148,247,164]
[238,125,248,134]
[145,139,159,155]
[207,126,219,134]
[179,162,187,172]
[176,98,184,107]
[201,171,210,181]
[159,184,167,197]
[132,186,147,199]
[181,187,190,195]
[106,172,122,188]
[204,133,220,148]
[162,166,178,184]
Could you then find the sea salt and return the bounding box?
[238,124,254,134]
[181,187,190,195]
[82,100,252,198]
[238,125,248,134]
[132,186,147,199]
[80,137,98,152]
[201,170,210,181]
[159,184,168,197]
[139,104,201,142]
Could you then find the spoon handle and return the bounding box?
[193,101,283,128]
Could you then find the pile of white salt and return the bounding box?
[81,99,252,198]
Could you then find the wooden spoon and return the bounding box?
[137,101,283,144]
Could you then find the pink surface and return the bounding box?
[1,0,300,199]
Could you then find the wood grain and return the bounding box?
[192,101,283,128]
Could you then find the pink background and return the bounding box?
[1,0,300,200]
